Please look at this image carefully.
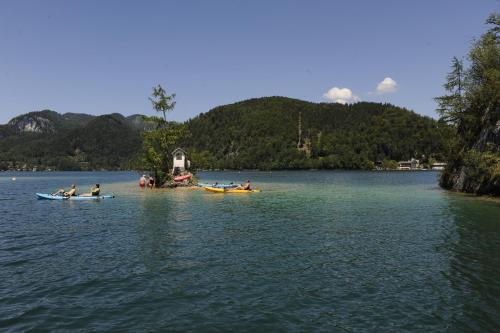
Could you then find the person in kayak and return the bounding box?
[81,184,101,197]
[139,175,146,188]
[236,180,251,190]
[52,184,77,197]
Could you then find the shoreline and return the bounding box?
[0,168,443,173]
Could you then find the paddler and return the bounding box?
[236,180,251,191]
[52,184,77,197]
[81,184,101,197]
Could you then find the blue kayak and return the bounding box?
[36,193,115,200]
[197,183,238,189]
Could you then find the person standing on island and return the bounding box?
[139,175,146,188]
[148,175,155,189]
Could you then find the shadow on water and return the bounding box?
[438,195,500,332]
[134,190,194,270]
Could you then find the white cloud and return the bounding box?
[375,77,397,94]
[323,87,360,104]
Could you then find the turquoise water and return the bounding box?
[0,171,499,332]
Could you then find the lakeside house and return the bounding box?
[398,158,420,170]
[172,148,190,174]
[431,162,447,170]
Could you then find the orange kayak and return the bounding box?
[174,174,192,182]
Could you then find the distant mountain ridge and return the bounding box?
[0,97,452,171]
[0,111,148,170]
[8,110,60,133]
[1,110,153,136]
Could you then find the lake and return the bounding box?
[0,171,499,332]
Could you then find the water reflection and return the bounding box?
[440,196,500,332]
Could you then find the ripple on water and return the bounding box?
[0,171,499,332]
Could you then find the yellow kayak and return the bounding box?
[204,187,261,193]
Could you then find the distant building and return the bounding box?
[398,158,420,170]
[172,148,190,174]
[431,162,446,170]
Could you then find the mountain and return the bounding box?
[125,114,157,131]
[7,110,62,134]
[60,113,95,127]
[0,110,95,137]
[68,114,143,170]
[0,111,143,171]
[183,97,452,170]
[0,97,452,171]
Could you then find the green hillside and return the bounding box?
[0,98,452,171]
[184,97,452,170]
[0,113,142,171]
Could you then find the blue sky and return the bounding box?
[0,0,497,124]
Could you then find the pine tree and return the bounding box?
[434,57,466,128]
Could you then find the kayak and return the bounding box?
[197,183,238,189]
[174,174,192,182]
[36,193,115,200]
[204,187,261,193]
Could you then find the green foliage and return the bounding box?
[183,97,451,170]
[140,124,189,186]
[1,96,453,174]
[440,150,500,195]
[149,85,176,123]
[0,113,142,171]
[381,159,399,170]
[437,13,500,195]
[138,86,188,187]
[435,57,466,127]
[188,149,217,170]
[463,151,500,191]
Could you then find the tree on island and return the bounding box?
[149,85,176,123]
[436,13,500,195]
[140,85,188,187]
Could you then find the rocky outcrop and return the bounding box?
[441,106,500,196]
[472,106,500,152]
[6,110,63,134]
[4,110,100,135]
[8,115,56,133]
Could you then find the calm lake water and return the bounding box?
[0,171,499,332]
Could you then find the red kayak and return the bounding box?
[174,174,192,182]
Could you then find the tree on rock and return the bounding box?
[140,85,188,187]
[436,13,500,195]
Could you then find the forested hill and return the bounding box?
[0,97,452,171]
[184,97,451,170]
[0,111,145,170]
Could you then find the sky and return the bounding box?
[0,0,497,124]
